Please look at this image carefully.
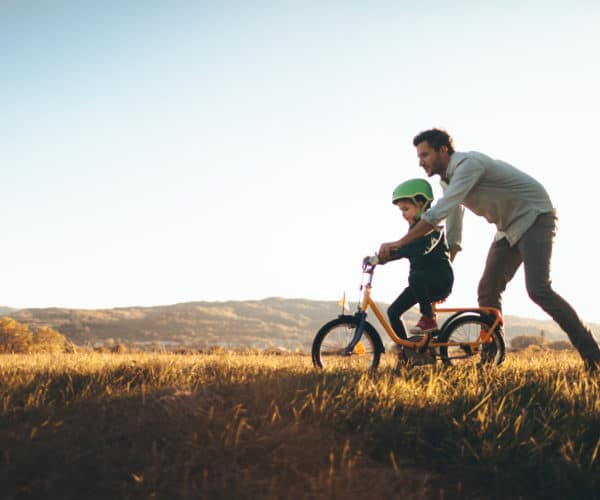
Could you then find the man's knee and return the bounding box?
[477,278,501,309]
[526,282,554,306]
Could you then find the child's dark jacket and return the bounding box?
[389,223,452,278]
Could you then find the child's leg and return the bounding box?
[407,270,442,333]
[410,267,454,317]
[429,268,454,304]
[387,287,416,340]
[408,272,434,318]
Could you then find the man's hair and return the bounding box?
[413,128,455,154]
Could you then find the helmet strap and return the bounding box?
[414,198,428,218]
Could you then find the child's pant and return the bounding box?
[388,268,453,339]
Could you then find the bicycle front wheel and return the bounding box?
[438,314,505,367]
[311,316,382,370]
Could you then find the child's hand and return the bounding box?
[378,242,396,263]
[362,255,379,267]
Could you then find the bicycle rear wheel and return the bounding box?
[438,314,505,366]
[312,316,382,370]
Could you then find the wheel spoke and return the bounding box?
[438,315,505,366]
[312,319,380,369]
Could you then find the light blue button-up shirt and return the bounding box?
[422,151,555,250]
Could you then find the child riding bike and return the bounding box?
[313,178,503,369]
[373,178,454,338]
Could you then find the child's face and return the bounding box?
[396,199,421,225]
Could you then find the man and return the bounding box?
[378,128,600,372]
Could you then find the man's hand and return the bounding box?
[450,248,459,262]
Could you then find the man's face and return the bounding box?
[416,141,449,179]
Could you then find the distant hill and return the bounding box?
[4,298,589,350]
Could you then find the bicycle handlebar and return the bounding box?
[362,254,380,272]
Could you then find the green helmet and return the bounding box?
[392,178,434,206]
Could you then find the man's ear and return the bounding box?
[440,145,448,154]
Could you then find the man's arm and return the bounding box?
[421,157,484,227]
[445,204,464,261]
[378,219,434,262]
[378,156,485,264]
[449,248,459,262]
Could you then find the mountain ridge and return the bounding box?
[3,297,590,350]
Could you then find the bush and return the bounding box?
[0,317,68,353]
[511,335,546,351]
[0,317,33,353]
[31,327,68,353]
[547,340,574,351]
[111,343,128,354]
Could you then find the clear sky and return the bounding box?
[2,1,600,325]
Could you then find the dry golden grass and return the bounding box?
[1,350,598,499]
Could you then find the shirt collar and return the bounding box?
[444,152,467,183]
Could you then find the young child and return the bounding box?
[382,178,454,337]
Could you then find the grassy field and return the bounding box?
[1,350,599,499]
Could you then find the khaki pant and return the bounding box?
[477,212,600,362]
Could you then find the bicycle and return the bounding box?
[311,257,506,370]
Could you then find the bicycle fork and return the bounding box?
[344,312,368,355]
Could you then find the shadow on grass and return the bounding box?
[1,361,598,499]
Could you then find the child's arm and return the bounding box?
[387,229,443,261]
[379,219,435,263]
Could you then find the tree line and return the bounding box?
[0,317,69,353]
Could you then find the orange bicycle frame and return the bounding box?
[358,274,503,352]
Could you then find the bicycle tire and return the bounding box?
[311,316,383,370]
[437,313,505,366]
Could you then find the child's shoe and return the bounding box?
[410,315,438,334]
